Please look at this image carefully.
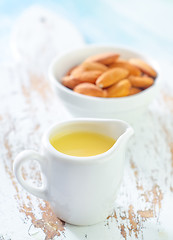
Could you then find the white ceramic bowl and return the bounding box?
[49,45,160,122]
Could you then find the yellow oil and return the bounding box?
[50,131,115,157]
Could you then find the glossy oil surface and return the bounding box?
[50,131,116,157]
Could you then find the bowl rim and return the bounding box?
[49,44,160,103]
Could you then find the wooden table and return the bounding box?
[1,6,173,240]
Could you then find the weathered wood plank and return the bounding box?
[1,62,173,240]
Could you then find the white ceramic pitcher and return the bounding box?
[13,118,134,225]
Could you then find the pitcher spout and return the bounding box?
[117,121,134,146]
[106,119,134,148]
[123,125,134,141]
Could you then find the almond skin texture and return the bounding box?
[71,67,102,83]
[96,67,129,88]
[129,87,142,95]
[106,79,131,97]
[74,83,107,97]
[110,60,141,76]
[62,76,83,89]
[81,61,108,72]
[129,76,154,89]
[129,58,157,78]
[85,53,120,65]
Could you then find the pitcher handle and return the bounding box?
[13,150,48,200]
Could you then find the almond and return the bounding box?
[110,60,141,76]
[129,58,157,78]
[85,53,120,65]
[71,67,102,83]
[71,66,84,76]
[74,83,107,97]
[81,61,108,72]
[96,67,129,88]
[65,65,77,76]
[62,76,83,89]
[129,76,154,89]
[129,87,142,95]
[106,79,131,97]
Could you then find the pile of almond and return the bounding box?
[61,53,157,98]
